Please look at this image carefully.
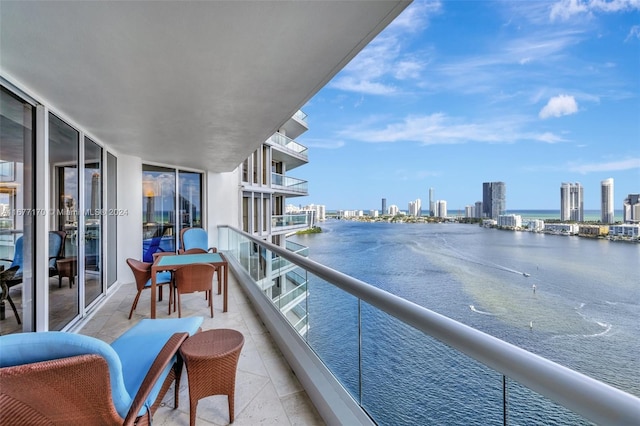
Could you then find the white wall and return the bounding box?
[206,169,240,248]
[116,154,143,284]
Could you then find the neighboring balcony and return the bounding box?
[269,133,308,170]
[271,174,308,196]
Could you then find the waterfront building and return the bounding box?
[465,205,474,218]
[579,224,609,238]
[609,224,640,238]
[301,204,326,222]
[544,223,579,235]
[560,182,584,222]
[482,182,506,219]
[601,178,615,224]
[497,214,522,229]
[408,198,421,217]
[527,219,545,232]
[370,210,379,218]
[475,201,483,219]
[381,198,387,216]
[429,187,435,216]
[435,200,447,218]
[388,204,400,216]
[623,194,640,223]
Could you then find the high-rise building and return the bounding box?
[475,201,483,219]
[408,198,421,217]
[465,205,474,218]
[482,182,506,219]
[382,198,387,216]
[429,187,434,217]
[435,200,447,218]
[601,178,615,224]
[623,194,640,223]
[560,182,583,222]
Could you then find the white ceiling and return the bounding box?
[1,1,410,172]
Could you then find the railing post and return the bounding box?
[503,375,508,426]
[358,298,363,404]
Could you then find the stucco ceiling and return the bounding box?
[1,1,410,172]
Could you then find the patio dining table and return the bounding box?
[150,252,228,318]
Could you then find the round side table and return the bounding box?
[180,329,244,425]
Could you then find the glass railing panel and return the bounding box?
[268,133,308,157]
[285,240,308,255]
[294,109,308,123]
[272,214,310,229]
[306,270,361,401]
[271,173,308,193]
[360,302,504,425]
[505,376,594,425]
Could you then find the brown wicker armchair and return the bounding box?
[126,258,174,318]
[173,263,216,318]
[0,331,190,426]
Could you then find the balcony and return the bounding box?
[79,265,324,425]
[269,133,309,170]
[271,174,308,196]
[272,213,312,236]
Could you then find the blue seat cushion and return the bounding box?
[110,317,203,416]
[145,271,172,287]
[0,331,132,418]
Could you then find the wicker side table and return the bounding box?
[180,329,244,425]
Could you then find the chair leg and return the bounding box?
[209,290,213,318]
[177,292,182,318]
[128,291,142,319]
[6,294,21,325]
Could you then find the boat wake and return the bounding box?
[469,305,494,316]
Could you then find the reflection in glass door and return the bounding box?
[49,113,79,330]
[84,137,102,307]
[142,165,176,260]
[0,86,35,334]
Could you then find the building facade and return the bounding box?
[601,178,615,224]
[482,182,506,219]
[408,198,422,217]
[623,193,640,223]
[560,182,584,222]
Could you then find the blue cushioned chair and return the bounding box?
[179,227,216,254]
[127,258,174,319]
[0,317,203,425]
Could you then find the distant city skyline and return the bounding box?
[294,0,639,211]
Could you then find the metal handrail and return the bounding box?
[222,226,640,425]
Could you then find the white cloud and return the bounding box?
[535,132,567,143]
[567,158,640,173]
[539,94,579,118]
[328,1,440,95]
[626,25,640,41]
[339,113,566,145]
[302,139,345,149]
[550,0,640,21]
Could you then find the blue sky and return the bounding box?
[295,0,639,212]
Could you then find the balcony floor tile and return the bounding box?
[80,271,325,425]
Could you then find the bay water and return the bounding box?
[293,220,639,425]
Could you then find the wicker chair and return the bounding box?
[178,227,217,254]
[173,263,216,318]
[0,317,204,425]
[0,266,21,324]
[126,258,174,318]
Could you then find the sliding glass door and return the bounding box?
[142,166,202,258]
[49,113,80,330]
[84,137,102,307]
[0,86,35,334]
